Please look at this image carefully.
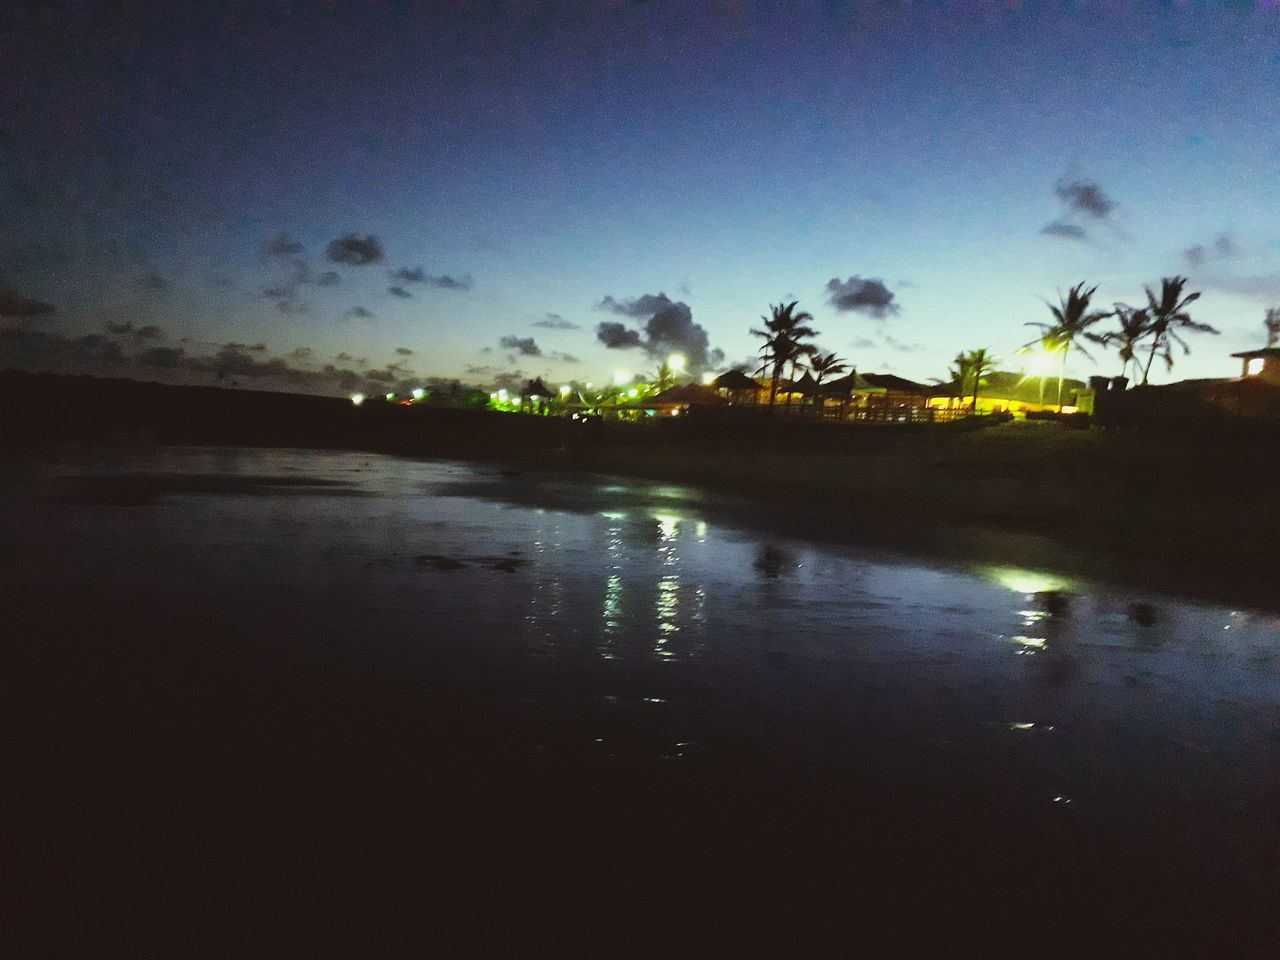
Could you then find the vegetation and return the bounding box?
[1025,282,1110,410]
[1139,276,1215,384]
[1088,304,1151,383]
[751,301,819,407]
[963,348,998,411]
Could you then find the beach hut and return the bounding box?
[645,383,728,417]
[712,369,765,405]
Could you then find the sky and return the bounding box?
[3,0,1280,397]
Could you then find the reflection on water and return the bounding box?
[5,446,1280,943]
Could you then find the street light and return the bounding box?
[701,372,715,385]
[667,352,686,373]
[559,384,572,397]
[411,387,426,401]
[613,370,631,386]
[350,393,365,406]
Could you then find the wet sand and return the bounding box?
[4,446,1278,954]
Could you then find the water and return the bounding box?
[4,446,1278,951]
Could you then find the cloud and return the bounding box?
[850,337,877,350]
[395,346,414,356]
[1054,176,1115,219]
[1185,231,1239,266]
[391,265,472,290]
[594,292,722,369]
[547,351,579,363]
[532,313,579,330]
[883,335,924,353]
[265,233,304,257]
[314,271,341,286]
[825,276,898,317]
[343,306,375,320]
[595,320,643,349]
[137,273,170,292]
[388,285,413,298]
[137,346,186,369]
[0,287,56,318]
[365,368,395,383]
[326,233,385,266]
[1040,221,1089,241]
[499,335,542,357]
[106,322,162,340]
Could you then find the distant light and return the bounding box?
[559,384,572,396]
[411,387,426,401]
[983,566,1073,595]
[350,393,365,406]
[667,352,686,372]
[385,393,395,401]
[1060,405,1078,414]
[585,382,593,389]
[1247,357,1264,376]
[489,392,499,400]
[498,389,509,400]
[613,370,630,385]
[513,396,522,405]
[571,413,580,420]
[701,372,715,385]
[530,394,541,402]
[627,388,638,398]
[671,409,680,416]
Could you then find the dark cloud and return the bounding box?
[825,277,898,317]
[106,322,164,340]
[314,271,341,286]
[1054,176,1115,219]
[137,346,186,369]
[343,306,375,320]
[595,320,643,349]
[532,313,579,330]
[500,335,542,357]
[548,351,579,363]
[490,370,527,392]
[883,335,924,353]
[1185,231,1238,266]
[1040,221,1089,241]
[390,265,472,290]
[326,233,385,266]
[395,346,414,356]
[138,272,170,292]
[265,234,304,257]
[388,285,413,298]
[365,368,395,383]
[0,287,56,318]
[594,292,721,369]
[850,337,877,350]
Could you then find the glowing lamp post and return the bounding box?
[667,353,686,374]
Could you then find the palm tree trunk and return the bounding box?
[1056,342,1069,412]
[1142,336,1160,385]
[769,363,780,408]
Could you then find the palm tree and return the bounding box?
[1140,276,1215,384]
[1264,307,1280,347]
[965,348,998,414]
[807,350,848,412]
[750,301,819,408]
[650,358,678,392]
[1086,305,1152,384]
[1025,282,1110,411]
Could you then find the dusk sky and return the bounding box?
[3,0,1280,396]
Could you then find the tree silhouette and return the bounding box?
[1026,282,1110,411]
[1087,305,1152,384]
[1264,307,1280,347]
[1140,276,1215,384]
[965,348,998,413]
[751,301,819,408]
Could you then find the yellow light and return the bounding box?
[559,384,572,396]
[350,393,365,406]
[1060,405,1078,414]
[667,352,686,372]
[671,409,680,416]
[702,372,715,385]
[983,566,1073,595]
[613,370,630,385]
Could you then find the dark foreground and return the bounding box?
[4,446,1278,956]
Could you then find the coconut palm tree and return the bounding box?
[806,350,848,412]
[1025,282,1110,411]
[750,301,819,407]
[1264,307,1280,347]
[965,348,998,414]
[650,358,678,392]
[1140,276,1215,384]
[1086,305,1152,384]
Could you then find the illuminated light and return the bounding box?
[350,393,366,406]
[385,393,395,401]
[585,382,594,389]
[983,566,1074,595]
[1011,635,1046,649]
[513,396,523,405]
[667,352,686,372]
[1247,358,1264,376]
[498,389,509,400]
[411,387,426,401]
[702,372,715,385]
[490,392,499,400]
[571,413,580,420]
[559,384,572,396]
[671,409,680,416]
[1060,405,1078,414]
[1009,722,1036,731]
[627,388,638,398]
[613,370,630,385]
[530,394,541,402]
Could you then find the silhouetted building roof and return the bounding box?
[858,373,934,394]
[712,369,762,391]
[1231,347,1280,359]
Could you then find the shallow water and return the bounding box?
[5,445,1279,950]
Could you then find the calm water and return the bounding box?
[5,445,1278,951]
